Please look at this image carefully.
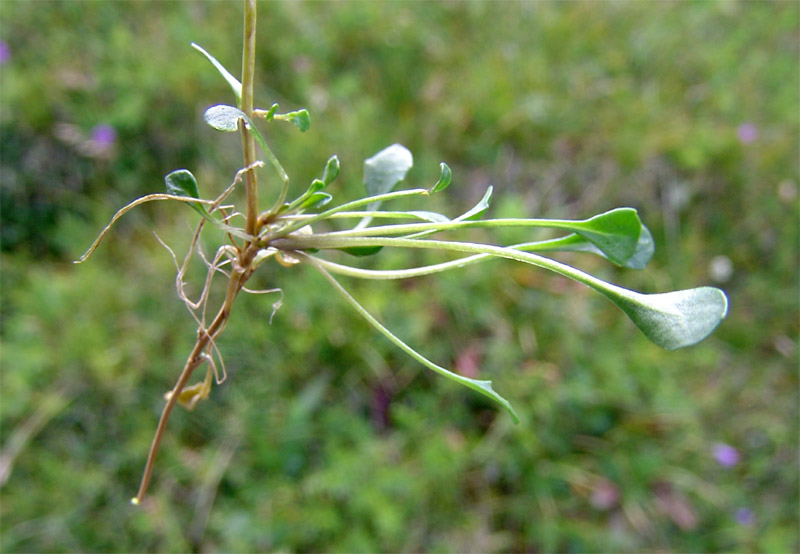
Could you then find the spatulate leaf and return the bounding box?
[608,286,729,350]
[363,144,414,197]
[203,104,245,132]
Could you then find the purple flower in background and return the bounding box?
[91,124,117,148]
[737,123,758,144]
[0,40,10,65]
[735,507,755,526]
[713,443,740,467]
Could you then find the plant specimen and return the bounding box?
[76,1,728,505]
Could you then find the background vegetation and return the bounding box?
[1,1,797,552]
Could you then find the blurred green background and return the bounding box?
[1,1,797,552]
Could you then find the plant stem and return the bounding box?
[241,0,258,239]
[133,266,249,505]
[266,188,430,239]
[133,0,261,504]
[298,241,549,280]
[274,235,618,295]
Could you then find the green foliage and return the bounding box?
[274,108,310,133]
[430,162,452,194]
[1,1,797,553]
[363,143,414,197]
[191,42,242,106]
[164,169,209,219]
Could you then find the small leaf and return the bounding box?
[429,162,452,193]
[164,169,208,217]
[298,192,332,211]
[286,109,310,132]
[165,169,200,199]
[165,367,213,411]
[284,179,326,213]
[459,186,493,221]
[265,103,279,120]
[339,245,384,257]
[169,380,210,411]
[354,144,414,230]
[202,105,277,181]
[407,210,450,223]
[363,144,414,197]
[322,155,340,186]
[402,186,491,240]
[610,286,728,350]
[191,43,242,106]
[309,179,326,194]
[204,104,245,132]
[274,108,310,132]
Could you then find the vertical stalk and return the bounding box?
[241,0,258,240]
[132,0,260,505]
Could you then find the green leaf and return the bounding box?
[298,192,332,211]
[280,233,727,350]
[429,162,452,193]
[309,259,519,422]
[202,105,280,184]
[620,224,654,269]
[264,103,279,120]
[203,104,244,132]
[164,169,200,199]
[164,169,209,217]
[339,245,384,257]
[459,186,493,221]
[363,144,414,197]
[284,180,326,214]
[473,239,726,349]
[354,144,414,230]
[401,186,492,240]
[569,208,641,266]
[322,155,340,186]
[309,179,326,194]
[528,224,655,269]
[191,43,242,106]
[281,109,310,132]
[609,286,728,350]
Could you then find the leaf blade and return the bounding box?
[274,109,310,132]
[569,208,642,265]
[308,258,519,422]
[363,144,414,197]
[191,42,242,106]
[609,286,729,350]
[429,162,452,194]
[528,223,655,269]
[164,169,209,218]
[203,104,243,132]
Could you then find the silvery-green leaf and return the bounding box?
[363,144,414,197]
[203,104,245,132]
